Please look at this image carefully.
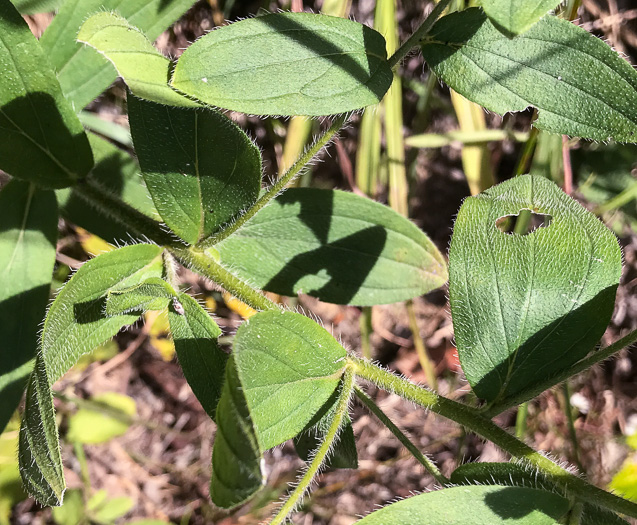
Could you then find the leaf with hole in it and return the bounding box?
[57,132,159,245]
[450,463,630,525]
[128,96,262,245]
[39,0,197,110]
[210,357,264,509]
[0,0,93,188]
[479,0,560,35]
[168,292,226,421]
[233,311,347,450]
[0,181,57,435]
[77,12,197,108]
[171,12,393,116]
[216,188,447,306]
[356,485,570,524]
[421,8,637,143]
[448,175,621,408]
[19,244,163,506]
[105,277,175,315]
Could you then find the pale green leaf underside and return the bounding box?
[168,292,226,421]
[422,8,637,142]
[39,0,197,110]
[171,12,393,116]
[128,97,262,245]
[233,311,347,451]
[216,188,448,306]
[0,181,57,434]
[77,12,197,107]
[356,485,569,524]
[480,0,560,35]
[0,0,93,188]
[448,175,621,406]
[19,244,163,505]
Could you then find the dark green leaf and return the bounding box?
[479,0,560,35]
[168,292,226,420]
[355,485,570,524]
[448,175,621,407]
[171,12,393,116]
[39,0,197,110]
[19,244,163,506]
[233,311,347,450]
[0,0,93,188]
[421,8,637,142]
[128,96,262,245]
[210,357,264,509]
[0,181,57,434]
[77,12,197,107]
[216,188,447,306]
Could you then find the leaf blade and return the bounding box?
[479,0,560,35]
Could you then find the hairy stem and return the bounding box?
[387,0,452,69]
[199,114,348,249]
[354,386,448,485]
[350,356,637,519]
[269,367,355,525]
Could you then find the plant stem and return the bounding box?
[199,114,347,249]
[562,382,584,472]
[515,402,528,439]
[269,367,355,525]
[354,386,448,485]
[406,301,438,390]
[349,356,637,518]
[360,307,373,359]
[484,327,637,417]
[387,0,452,69]
[170,247,279,312]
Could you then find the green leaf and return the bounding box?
[10,0,65,14]
[51,489,84,525]
[171,12,393,116]
[168,292,226,420]
[57,132,159,245]
[451,462,630,525]
[479,0,560,35]
[39,0,197,110]
[610,461,637,503]
[77,12,197,107]
[0,181,57,434]
[233,311,347,450]
[19,244,163,506]
[210,357,264,509]
[216,188,447,306]
[128,97,262,245]
[67,392,136,444]
[448,175,621,407]
[0,0,93,188]
[92,496,134,522]
[421,8,637,143]
[105,277,175,315]
[355,485,570,524]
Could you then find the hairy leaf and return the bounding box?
[171,12,393,116]
[128,97,261,244]
[421,8,637,142]
[57,132,159,245]
[210,357,264,509]
[0,0,93,188]
[0,182,57,434]
[480,0,560,35]
[449,175,621,407]
[77,12,197,107]
[168,292,226,420]
[355,485,570,524]
[233,311,347,450]
[216,188,447,305]
[105,277,175,315]
[39,0,197,110]
[19,244,163,505]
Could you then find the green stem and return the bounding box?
[354,386,448,485]
[73,442,91,495]
[199,114,347,249]
[170,247,279,312]
[387,0,452,69]
[269,367,355,525]
[515,402,528,439]
[406,300,438,390]
[349,356,637,519]
[514,124,540,176]
[360,307,373,360]
[484,327,637,417]
[562,382,584,472]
